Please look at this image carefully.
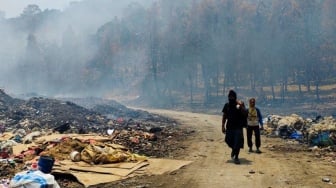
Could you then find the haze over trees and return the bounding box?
[0,0,335,107]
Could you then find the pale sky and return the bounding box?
[0,0,78,18]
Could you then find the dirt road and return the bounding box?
[135,110,336,188]
[111,108,336,188]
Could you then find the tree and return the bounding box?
[21,4,41,16]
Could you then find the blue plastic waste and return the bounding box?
[289,131,303,140]
[311,131,333,146]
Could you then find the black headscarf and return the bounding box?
[228,90,237,105]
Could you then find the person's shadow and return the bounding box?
[226,158,253,165]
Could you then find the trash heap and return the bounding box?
[264,114,336,147]
[0,89,194,187]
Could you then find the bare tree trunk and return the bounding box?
[271,84,275,100]
[307,81,311,92]
[188,73,194,104]
[315,82,320,101]
[298,83,302,95]
[223,73,228,95]
[250,73,256,92]
[284,79,288,93]
[280,82,285,103]
[216,66,219,96]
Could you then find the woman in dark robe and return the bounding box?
[222,90,247,164]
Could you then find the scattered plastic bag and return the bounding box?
[289,131,303,140]
[311,131,334,146]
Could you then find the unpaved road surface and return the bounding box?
[110,109,336,188]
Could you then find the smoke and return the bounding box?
[0,0,154,97]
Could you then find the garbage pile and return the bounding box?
[264,114,336,147]
[0,90,106,133]
[0,89,194,187]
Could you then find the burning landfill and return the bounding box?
[0,89,194,187]
[0,88,336,187]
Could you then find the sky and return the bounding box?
[0,0,77,18]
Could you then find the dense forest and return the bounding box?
[0,0,335,107]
